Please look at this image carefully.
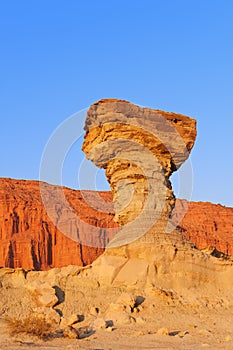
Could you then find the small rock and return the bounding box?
[116,293,136,309]
[63,326,79,339]
[189,324,197,329]
[77,326,94,339]
[198,329,211,336]
[136,331,145,336]
[135,316,145,324]
[108,303,131,313]
[157,327,169,335]
[92,317,106,330]
[27,281,58,307]
[60,314,79,329]
[105,310,135,326]
[106,326,113,332]
[38,293,58,307]
[178,330,189,338]
[33,307,61,326]
[89,307,99,316]
[137,305,144,312]
[225,335,232,342]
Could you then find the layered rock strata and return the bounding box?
[82,98,196,245]
[0,178,232,271]
[173,199,233,255]
[0,178,117,270]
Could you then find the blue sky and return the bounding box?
[0,0,232,207]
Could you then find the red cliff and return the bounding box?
[0,178,232,270]
[173,199,233,256]
[0,178,117,270]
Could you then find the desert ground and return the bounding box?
[0,290,233,350]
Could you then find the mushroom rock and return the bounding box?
[82,99,233,289]
[82,98,196,247]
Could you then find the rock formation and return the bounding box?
[0,177,232,271]
[82,98,196,245]
[0,178,117,270]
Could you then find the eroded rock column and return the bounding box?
[82,99,196,246]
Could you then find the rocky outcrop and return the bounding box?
[82,98,196,245]
[0,177,232,271]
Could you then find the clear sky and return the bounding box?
[0,0,232,207]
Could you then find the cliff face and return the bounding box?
[0,178,117,270]
[173,199,233,256]
[0,177,232,270]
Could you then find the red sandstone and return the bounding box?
[0,178,232,270]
